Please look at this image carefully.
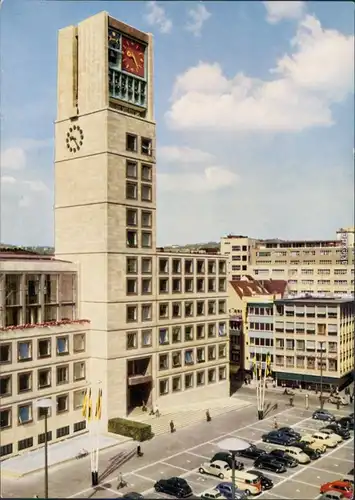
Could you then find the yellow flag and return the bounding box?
[88,389,92,420]
[266,352,271,376]
[95,389,102,420]
[82,389,88,418]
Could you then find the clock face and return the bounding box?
[66,125,84,153]
[121,37,145,78]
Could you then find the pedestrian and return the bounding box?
[273,380,276,389]
[206,409,211,422]
[290,396,294,407]
[305,394,309,410]
[336,399,340,410]
[273,416,278,429]
[155,405,160,417]
[142,401,147,412]
[170,420,175,433]
[137,445,143,457]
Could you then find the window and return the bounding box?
[159,379,169,395]
[208,300,216,315]
[0,344,11,363]
[172,302,181,318]
[218,323,226,337]
[185,278,193,293]
[141,304,152,321]
[208,323,216,338]
[57,394,69,414]
[127,305,137,322]
[208,345,216,361]
[159,354,169,370]
[219,344,227,358]
[159,328,169,345]
[218,260,226,274]
[18,341,32,361]
[18,404,32,424]
[126,208,137,226]
[185,302,193,317]
[141,184,152,202]
[0,375,11,396]
[219,366,227,380]
[197,347,205,363]
[38,405,52,419]
[142,278,152,294]
[38,431,52,444]
[208,278,216,292]
[185,259,193,274]
[73,389,86,410]
[208,261,216,274]
[141,232,152,248]
[196,301,205,315]
[159,278,169,293]
[125,278,137,295]
[0,409,11,428]
[185,373,193,389]
[127,230,138,248]
[142,257,152,273]
[172,326,181,343]
[126,332,137,350]
[185,326,193,341]
[56,365,69,385]
[172,259,181,274]
[0,444,13,457]
[172,351,181,368]
[18,438,33,451]
[18,372,32,393]
[126,133,137,152]
[218,300,226,314]
[141,164,152,181]
[197,371,205,386]
[172,376,181,392]
[38,369,51,389]
[126,182,137,200]
[73,333,85,353]
[197,278,205,292]
[126,160,137,178]
[142,330,152,347]
[185,350,194,365]
[172,278,181,292]
[208,368,216,383]
[197,260,205,274]
[218,278,226,292]
[74,362,86,381]
[159,258,168,274]
[73,421,86,433]
[197,324,205,339]
[57,426,70,438]
[126,257,138,274]
[141,137,152,156]
[56,336,69,355]
[159,303,168,318]
[141,211,152,228]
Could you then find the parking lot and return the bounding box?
[70,406,353,499]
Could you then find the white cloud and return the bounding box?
[264,1,304,24]
[159,145,215,164]
[145,1,172,34]
[1,175,17,185]
[1,147,26,170]
[185,3,211,37]
[158,166,238,192]
[166,15,354,132]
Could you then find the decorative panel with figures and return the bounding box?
[108,26,147,109]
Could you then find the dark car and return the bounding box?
[262,431,296,446]
[312,409,335,421]
[215,482,248,499]
[278,427,301,440]
[323,424,351,440]
[254,455,287,473]
[292,441,321,460]
[235,444,266,460]
[211,452,244,470]
[123,494,144,500]
[154,477,192,498]
[247,470,274,490]
[267,449,298,468]
[337,417,354,430]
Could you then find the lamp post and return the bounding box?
[319,341,325,409]
[217,437,250,500]
[35,399,54,499]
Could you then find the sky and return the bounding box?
[0,0,354,247]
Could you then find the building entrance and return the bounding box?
[127,381,152,412]
[127,357,152,413]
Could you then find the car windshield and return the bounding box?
[246,478,260,485]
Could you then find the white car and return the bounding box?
[319,428,343,444]
[199,460,232,480]
[312,432,338,448]
[200,488,227,499]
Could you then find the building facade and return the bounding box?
[273,297,354,390]
[221,229,354,297]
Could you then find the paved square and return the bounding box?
[119,473,154,493]
[230,427,264,441]
[192,442,222,458]
[296,466,343,486]
[183,472,220,493]
[318,456,353,475]
[276,479,320,500]
[165,452,208,471]
[137,462,186,482]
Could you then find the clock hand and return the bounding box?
[126,50,138,67]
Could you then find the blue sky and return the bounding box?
[1,0,354,246]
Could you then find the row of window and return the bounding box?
[0,362,86,397]
[126,301,227,323]
[4,304,76,329]
[126,277,227,296]
[126,208,152,229]
[248,338,273,347]
[288,279,353,285]
[257,250,350,258]
[157,344,227,370]
[0,334,86,364]
[0,421,86,457]
[126,133,153,156]
[126,159,152,181]
[126,181,152,203]
[159,365,228,395]
[125,256,227,276]
[275,339,338,352]
[275,355,337,371]
[127,229,152,248]
[255,265,353,275]
[248,323,273,331]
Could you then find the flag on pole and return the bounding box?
[95,389,102,420]
[266,352,272,376]
[88,389,92,421]
[258,361,262,381]
[251,356,257,375]
[82,388,89,418]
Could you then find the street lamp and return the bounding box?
[217,437,250,500]
[35,398,54,499]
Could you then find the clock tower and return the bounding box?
[54,12,156,424]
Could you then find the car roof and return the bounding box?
[211,460,230,467]
[218,482,233,487]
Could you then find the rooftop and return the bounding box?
[275,297,353,305]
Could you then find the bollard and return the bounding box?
[170,420,175,433]
[305,394,309,410]
[206,410,211,422]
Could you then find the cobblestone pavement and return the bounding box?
[1,402,353,499]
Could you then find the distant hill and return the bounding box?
[0,244,54,255]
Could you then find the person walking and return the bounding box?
[290,396,294,407]
[305,393,309,410]
[273,416,278,429]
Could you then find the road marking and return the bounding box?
[331,456,354,463]
[161,462,188,472]
[101,485,122,496]
[132,472,155,483]
[187,460,191,463]
[188,452,210,460]
[69,487,97,498]
[293,478,320,488]
[267,492,291,499]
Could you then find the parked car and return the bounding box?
[215,483,248,499]
[211,452,244,470]
[343,476,354,489]
[262,431,296,446]
[281,445,312,464]
[337,417,354,430]
[329,395,348,405]
[291,441,321,460]
[320,491,347,500]
[199,460,232,480]
[313,409,336,421]
[235,444,266,460]
[123,494,144,500]
[320,481,354,499]
[247,470,273,490]
[154,477,192,498]
[278,427,301,440]
[324,423,351,440]
[254,455,287,473]
[319,428,343,444]
[200,488,227,500]
[299,435,327,454]
[312,431,338,448]
[267,449,298,467]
